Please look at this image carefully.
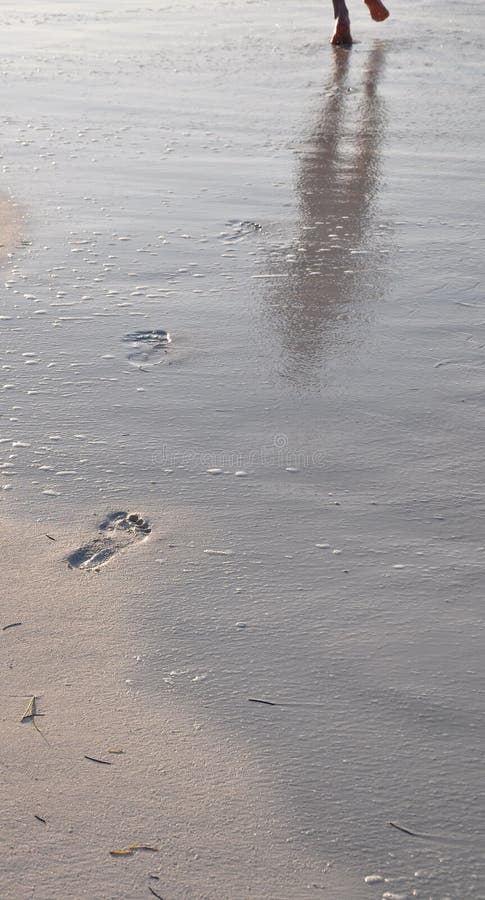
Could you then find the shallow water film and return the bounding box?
[1,1,485,897]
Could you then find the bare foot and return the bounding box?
[331,17,353,45]
[364,0,389,22]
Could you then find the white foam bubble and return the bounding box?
[204,549,233,556]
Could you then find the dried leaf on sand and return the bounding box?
[20,695,49,745]
[21,695,37,721]
[110,845,159,857]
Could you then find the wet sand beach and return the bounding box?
[1,1,485,898]
[3,515,343,899]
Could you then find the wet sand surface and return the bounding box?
[1,1,485,897]
[3,515,344,900]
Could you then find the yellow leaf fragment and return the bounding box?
[128,845,159,852]
[110,845,159,857]
[107,748,124,754]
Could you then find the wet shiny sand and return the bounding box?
[1,1,485,897]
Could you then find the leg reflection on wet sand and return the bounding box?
[264,43,390,389]
[0,194,23,265]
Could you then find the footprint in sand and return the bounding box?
[218,220,262,243]
[66,511,151,571]
[122,329,171,368]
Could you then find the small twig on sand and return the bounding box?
[148,886,164,899]
[389,821,419,837]
[84,755,112,766]
[248,697,278,706]
[2,622,22,631]
[45,534,56,541]
[34,815,47,824]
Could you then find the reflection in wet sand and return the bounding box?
[0,194,23,263]
[265,43,390,388]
